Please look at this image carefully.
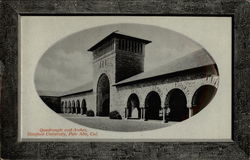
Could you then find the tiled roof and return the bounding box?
[37,90,63,97]
[114,48,215,86]
[88,31,151,51]
[61,81,93,97]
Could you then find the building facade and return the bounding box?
[60,32,219,123]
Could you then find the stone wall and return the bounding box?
[115,48,144,82]
[93,51,117,112]
[114,66,219,117]
[60,65,219,119]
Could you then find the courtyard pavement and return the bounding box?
[60,114,178,132]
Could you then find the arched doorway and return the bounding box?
[72,100,75,113]
[145,91,161,120]
[165,89,188,122]
[65,101,68,113]
[127,94,140,119]
[81,99,87,114]
[68,101,71,113]
[192,85,217,115]
[96,74,110,116]
[76,100,80,114]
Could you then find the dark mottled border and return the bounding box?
[0,0,249,159]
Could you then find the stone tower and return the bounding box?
[88,32,151,116]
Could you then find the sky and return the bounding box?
[34,23,202,95]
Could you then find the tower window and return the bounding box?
[118,39,143,53]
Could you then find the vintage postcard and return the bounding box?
[19,16,232,141]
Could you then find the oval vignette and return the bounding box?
[34,23,219,132]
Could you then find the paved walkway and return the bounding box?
[60,114,178,132]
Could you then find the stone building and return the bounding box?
[59,32,219,122]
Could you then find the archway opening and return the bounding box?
[72,101,75,113]
[96,74,110,116]
[81,99,87,114]
[192,85,217,115]
[76,100,80,114]
[166,89,188,122]
[65,101,67,113]
[145,91,161,120]
[127,94,140,119]
[68,101,71,113]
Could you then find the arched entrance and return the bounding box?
[165,89,188,122]
[96,74,110,116]
[68,101,71,113]
[65,101,68,113]
[145,91,161,120]
[192,85,217,115]
[81,99,87,114]
[76,100,80,114]
[127,93,140,119]
[72,100,75,113]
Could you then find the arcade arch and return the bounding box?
[145,91,161,120]
[96,74,110,116]
[127,93,140,119]
[165,88,188,121]
[191,85,217,115]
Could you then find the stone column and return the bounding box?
[144,108,147,121]
[189,108,193,118]
[80,107,83,115]
[140,108,143,120]
[162,107,166,123]
[125,108,129,119]
[125,108,127,119]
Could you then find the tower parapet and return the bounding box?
[88,32,151,83]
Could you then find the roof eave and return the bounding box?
[87,32,151,52]
[61,89,93,97]
[113,64,216,86]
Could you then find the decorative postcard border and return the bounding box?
[0,0,249,159]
